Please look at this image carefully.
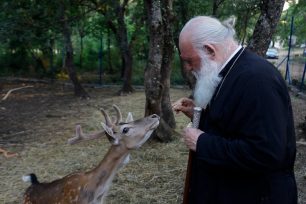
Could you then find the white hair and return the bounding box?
[181,16,237,51]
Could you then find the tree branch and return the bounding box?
[2,86,34,101]
[0,147,18,158]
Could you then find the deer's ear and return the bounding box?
[101,122,119,145]
[101,122,114,137]
[125,112,134,123]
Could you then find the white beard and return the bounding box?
[193,56,223,108]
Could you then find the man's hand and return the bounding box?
[172,97,195,119]
[183,127,204,151]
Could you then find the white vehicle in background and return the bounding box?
[266,48,279,59]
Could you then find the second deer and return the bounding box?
[23,105,160,204]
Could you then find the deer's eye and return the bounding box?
[122,127,129,134]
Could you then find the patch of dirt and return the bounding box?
[0,82,305,203]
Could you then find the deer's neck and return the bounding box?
[87,144,129,203]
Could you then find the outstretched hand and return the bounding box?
[172,97,195,119]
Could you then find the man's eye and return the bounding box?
[122,127,129,134]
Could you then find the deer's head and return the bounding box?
[100,105,160,149]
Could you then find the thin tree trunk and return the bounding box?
[107,28,113,74]
[115,0,134,95]
[49,38,55,81]
[212,0,225,17]
[248,0,285,56]
[173,0,196,90]
[80,36,83,69]
[241,10,250,45]
[160,0,175,130]
[92,0,134,94]
[60,2,89,98]
[78,10,85,70]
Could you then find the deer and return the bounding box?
[22,105,160,204]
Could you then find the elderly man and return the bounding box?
[173,16,297,204]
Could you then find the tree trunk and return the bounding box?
[173,0,196,90]
[78,10,85,70]
[248,0,285,56]
[95,0,134,95]
[60,2,89,98]
[107,28,113,74]
[144,0,175,142]
[160,0,176,130]
[49,38,55,81]
[79,36,83,69]
[144,0,163,137]
[115,0,134,95]
[212,0,224,17]
[240,9,251,45]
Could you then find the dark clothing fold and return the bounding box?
[189,49,297,204]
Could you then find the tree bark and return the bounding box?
[49,38,55,81]
[94,0,134,95]
[173,0,196,90]
[79,36,83,69]
[107,28,114,74]
[160,0,176,130]
[60,2,89,98]
[144,0,175,142]
[212,0,224,17]
[240,9,250,45]
[77,9,86,70]
[115,0,134,95]
[248,0,285,56]
[144,0,163,116]
[144,0,164,140]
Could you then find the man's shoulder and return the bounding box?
[229,49,287,93]
[242,49,274,68]
[237,49,280,78]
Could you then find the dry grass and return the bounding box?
[0,83,305,203]
[0,84,191,203]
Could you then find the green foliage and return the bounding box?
[218,0,260,44]
[0,0,303,85]
[171,52,185,85]
[277,1,306,47]
[0,49,30,76]
[131,59,145,85]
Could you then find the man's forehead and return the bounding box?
[180,44,196,59]
[179,39,193,52]
[179,31,190,45]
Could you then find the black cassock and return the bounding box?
[189,48,297,204]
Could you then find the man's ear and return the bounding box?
[203,44,216,59]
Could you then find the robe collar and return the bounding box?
[219,45,243,78]
[208,46,245,106]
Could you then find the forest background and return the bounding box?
[0,0,305,88]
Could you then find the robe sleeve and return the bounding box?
[196,77,292,173]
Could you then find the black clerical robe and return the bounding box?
[189,48,297,204]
